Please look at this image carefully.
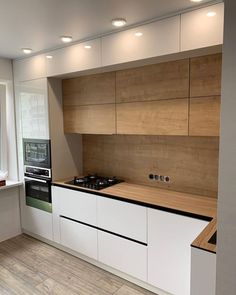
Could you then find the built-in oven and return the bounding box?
[24,175,52,213]
[23,138,51,169]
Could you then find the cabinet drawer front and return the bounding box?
[98,231,147,281]
[55,187,97,226]
[148,208,208,295]
[60,217,97,260]
[97,197,147,243]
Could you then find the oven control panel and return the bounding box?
[24,166,51,179]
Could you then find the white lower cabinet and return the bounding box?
[191,247,216,295]
[60,217,98,260]
[98,231,147,281]
[147,209,208,295]
[22,206,53,240]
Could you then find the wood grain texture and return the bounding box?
[116,99,189,135]
[83,135,219,197]
[116,59,189,103]
[189,96,221,136]
[64,104,116,134]
[192,218,217,253]
[190,53,222,98]
[62,72,116,106]
[53,181,217,219]
[0,235,154,295]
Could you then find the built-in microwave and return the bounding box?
[23,138,51,169]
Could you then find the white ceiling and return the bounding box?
[0,0,216,59]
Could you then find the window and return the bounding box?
[0,83,7,172]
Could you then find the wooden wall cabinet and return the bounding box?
[102,16,180,67]
[181,3,224,52]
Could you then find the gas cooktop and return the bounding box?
[66,175,123,190]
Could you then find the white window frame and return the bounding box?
[0,83,7,172]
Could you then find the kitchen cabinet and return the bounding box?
[116,59,189,103]
[97,196,147,243]
[102,16,180,66]
[63,104,116,134]
[13,54,46,82]
[60,217,97,260]
[116,98,189,135]
[148,208,208,295]
[181,3,224,52]
[190,247,216,295]
[46,38,101,77]
[21,205,53,240]
[98,231,147,281]
[189,96,221,136]
[55,186,97,226]
[16,78,50,139]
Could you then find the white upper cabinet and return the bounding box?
[102,16,180,66]
[181,3,224,52]
[13,54,46,82]
[46,38,102,77]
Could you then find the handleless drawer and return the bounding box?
[54,186,97,226]
[97,196,147,243]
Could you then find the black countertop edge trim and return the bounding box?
[53,183,212,222]
[60,215,148,246]
[191,244,216,255]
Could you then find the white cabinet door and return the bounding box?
[148,209,208,295]
[102,16,180,66]
[191,247,216,295]
[21,205,53,240]
[97,196,147,243]
[55,186,97,226]
[98,231,147,281]
[60,217,97,260]
[46,38,101,77]
[181,3,224,52]
[16,78,50,140]
[13,54,46,82]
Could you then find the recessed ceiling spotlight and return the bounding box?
[134,32,143,37]
[112,18,127,27]
[84,45,92,49]
[61,36,73,43]
[22,48,32,54]
[190,0,203,3]
[46,55,53,59]
[206,11,216,17]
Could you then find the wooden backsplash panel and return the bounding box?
[83,135,219,197]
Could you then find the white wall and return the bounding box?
[0,57,21,241]
[216,0,236,294]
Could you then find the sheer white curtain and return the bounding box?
[0,83,7,173]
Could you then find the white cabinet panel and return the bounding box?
[55,186,97,226]
[191,247,216,295]
[16,78,50,140]
[22,205,53,240]
[181,3,224,51]
[148,209,208,295]
[97,196,147,243]
[60,217,97,260]
[98,231,147,281]
[102,16,180,66]
[13,54,46,82]
[46,38,101,77]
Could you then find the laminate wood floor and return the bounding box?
[0,234,156,295]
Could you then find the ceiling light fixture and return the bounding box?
[46,55,53,59]
[84,45,92,49]
[61,36,73,43]
[134,32,143,37]
[22,48,32,54]
[112,18,127,27]
[206,11,216,17]
[190,0,203,3]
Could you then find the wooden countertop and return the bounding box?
[53,179,217,253]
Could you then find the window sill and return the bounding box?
[0,180,22,191]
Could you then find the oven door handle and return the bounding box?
[24,176,48,183]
